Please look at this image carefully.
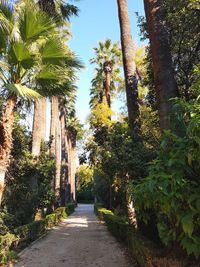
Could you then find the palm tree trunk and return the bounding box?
[67,129,77,203]
[117,0,140,135]
[143,0,179,130]
[50,96,58,158]
[0,95,17,205]
[117,0,140,227]
[32,98,47,157]
[105,72,111,108]
[50,96,59,191]
[55,120,61,203]
[59,97,68,205]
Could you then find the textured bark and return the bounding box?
[50,96,58,158]
[59,97,68,205]
[55,119,61,201]
[144,0,179,130]
[117,0,139,226]
[117,0,140,135]
[103,61,112,108]
[32,98,47,157]
[67,128,77,203]
[0,95,17,204]
[50,96,59,192]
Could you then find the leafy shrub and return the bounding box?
[0,233,18,264]
[133,93,200,259]
[66,203,76,214]
[94,203,103,215]
[0,205,76,264]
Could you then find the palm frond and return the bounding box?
[18,3,55,42]
[8,41,35,69]
[5,83,41,100]
[60,3,79,21]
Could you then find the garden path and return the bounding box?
[14,204,134,267]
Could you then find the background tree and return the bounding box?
[143,0,179,131]
[90,39,122,109]
[0,1,70,204]
[117,0,140,136]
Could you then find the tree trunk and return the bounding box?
[50,96,58,158]
[50,96,59,192]
[55,119,61,203]
[0,95,17,205]
[103,61,112,108]
[143,0,179,130]
[67,129,77,203]
[32,98,47,157]
[117,0,140,227]
[117,0,140,135]
[59,97,68,206]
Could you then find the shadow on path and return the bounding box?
[14,204,133,267]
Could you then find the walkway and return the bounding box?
[15,204,134,267]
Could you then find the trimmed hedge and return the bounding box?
[0,203,75,264]
[94,204,199,267]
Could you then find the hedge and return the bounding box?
[0,203,75,264]
[94,204,199,267]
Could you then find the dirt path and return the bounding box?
[14,204,134,267]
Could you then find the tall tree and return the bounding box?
[143,0,179,130]
[32,98,47,157]
[0,1,70,204]
[32,0,79,158]
[90,39,122,109]
[117,0,140,136]
[117,0,140,227]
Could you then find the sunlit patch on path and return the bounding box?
[14,204,134,267]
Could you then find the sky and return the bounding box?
[69,0,145,124]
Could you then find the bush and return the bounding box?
[15,220,47,247]
[131,93,200,259]
[0,233,18,264]
[95,206,128,242]
[66,203,75,214]
[94,203,103,215]
[0,205,76,264]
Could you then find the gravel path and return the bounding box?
[14,204,134,267]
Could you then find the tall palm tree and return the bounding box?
[117,0,140,137]
[32,0,79,158]
[143,0,179,130]
[117,0,140,227]
[0,1,74,204]
[90,39,122,109]
[32,98,47,157]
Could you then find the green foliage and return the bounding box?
[0,205,75,264]
[0,233,18,264]
[77,165,94,203]
[90,97,113,128]
[3,120,55,227]
[132,89,200,258]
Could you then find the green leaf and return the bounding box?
[5,84,41,100]
[9,41,35,69]
[181,214,194,237]
[40,37,67,65]
[18,3,55,42]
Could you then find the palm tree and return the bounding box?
[90,39,122,109]
[0,1,74,204]
[117,0,140,227]
[32,0,79,158]
[32,98,47,157]
[117,0,140,137]
[143,0,179,130]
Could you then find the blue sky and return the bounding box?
[69,0,145,123]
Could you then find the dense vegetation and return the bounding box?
[0,0,200,265]
[79,0,200,261]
